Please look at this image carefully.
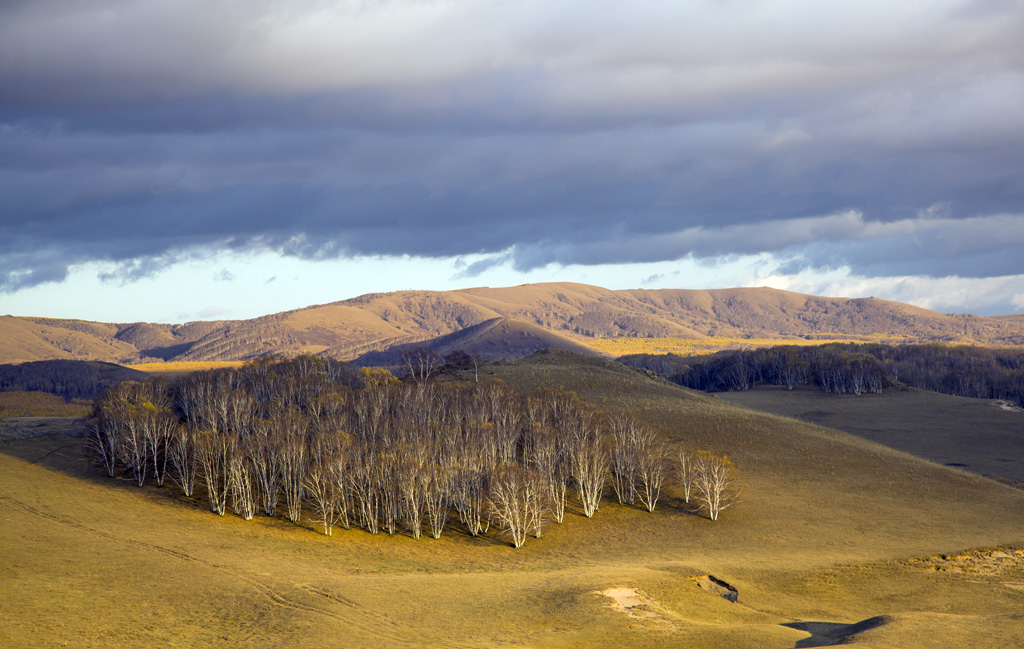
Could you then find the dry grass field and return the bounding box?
[2,350,1023,647]
[125,360,249,375]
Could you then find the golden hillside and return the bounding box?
[3,283,1023,364]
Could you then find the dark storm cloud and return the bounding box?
[2,0,1023,291]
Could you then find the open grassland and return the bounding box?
[717,385,1024,485]
[584,334,915,358]
[0,391,91,418]
[2,352,1024,648]
[125,360,249,375]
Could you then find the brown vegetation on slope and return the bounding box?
[4,283,1024,365]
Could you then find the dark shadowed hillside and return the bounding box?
[3,283,1023,364]
[0,360,149,401]
[351,317,599,368]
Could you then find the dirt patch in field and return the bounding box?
[597,587,674,629]
[994,400,1022,412]
[900,547,1024,578]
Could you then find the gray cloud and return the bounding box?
[2,0,1022,291]
[496,212,1024,279]
[98,256,178,285]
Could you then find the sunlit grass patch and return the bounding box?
[126,361,249,374]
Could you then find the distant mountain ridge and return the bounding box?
[2,282,1023,364]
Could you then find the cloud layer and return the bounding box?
[2,0,1022,299]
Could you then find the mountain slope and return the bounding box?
[3,283,1023,364]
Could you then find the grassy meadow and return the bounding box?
[2,350,1023,647]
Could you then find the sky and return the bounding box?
[2,0,1023,323]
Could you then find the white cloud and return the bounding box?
[4,245,1022,323]
[752,270,1024,316]
[4,0,1020,118]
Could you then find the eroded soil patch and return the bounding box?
[598,587,675,629]
[693,574,738,602]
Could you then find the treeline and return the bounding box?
[620,343,1024,405]
[90,357,738,547]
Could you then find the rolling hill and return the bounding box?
[2,350,1023,648]
[351,316,600,367]
[3,283,1024,365]
[0,360,149,401]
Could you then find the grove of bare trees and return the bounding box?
[90,356,739,548]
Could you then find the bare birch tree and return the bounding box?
[423,463,452,539]
[141,403,176,488]
[454,466,490,537]
[402,347,441,385]
[349,441,381,534]
[489,466,542,548]
[305,454,342,535]
[676,448,696,505]
[396,451,427,540]
[229,436,258,520]
[377,452,402,536]
[635,441,669,512]
[89,403,121,478]
[328,445,352,532]
[530,426,567,524]
[278,410,309,523]
[166,420,198,497]
[562,409,607,518]
[692,452,739,521]
[608,413,640,505]
[195,428,234,516]
[114,399,148,487]
[248,417,282,516]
